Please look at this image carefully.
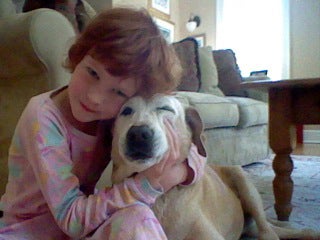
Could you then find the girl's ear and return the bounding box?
[185,107,207,157]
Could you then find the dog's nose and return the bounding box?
[127,125,154,142]
[126,125,155,161]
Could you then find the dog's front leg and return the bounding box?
[217,166,279,240]
[184,221,225,240]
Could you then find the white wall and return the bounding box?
[87,0,112,12]
[177,0,217,47]
[112,0,147,8]
[290,0,320,78]
[175,0,320,79]
[290,0,320,140]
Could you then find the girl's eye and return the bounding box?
[112,88,127,98]
[120,107,133,116]
[87,67,99,80]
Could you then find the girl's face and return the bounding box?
[68,55,141,122]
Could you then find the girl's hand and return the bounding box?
[136,118,188,192]
[181,143,207,186]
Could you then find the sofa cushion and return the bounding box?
[175,91,239,129]
[198,46,224,97]
[226,97,268,128]
[212,49,248,97]
[172,38,201,92]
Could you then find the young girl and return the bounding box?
[0,7,206,239]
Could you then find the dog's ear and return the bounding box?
[185,107,207,157]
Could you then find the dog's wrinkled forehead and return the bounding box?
[116,94,185,124]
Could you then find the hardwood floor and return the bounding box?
[293,143,320,156]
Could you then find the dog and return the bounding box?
[110,94,320,240]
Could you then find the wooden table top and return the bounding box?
[241,78,320,90]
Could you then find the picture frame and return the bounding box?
[148,0,170,18]
[192,34,206,47]
[154,17,175,43]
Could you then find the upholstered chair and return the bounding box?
[0,0,77,195]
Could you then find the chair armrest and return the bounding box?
[29,9,76,88]
[0,8,75,89]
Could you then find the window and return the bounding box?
[216,0,290,79]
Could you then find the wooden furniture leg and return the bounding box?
[269,89,295,221]
[241,78,320,221]
[296,124,303,144]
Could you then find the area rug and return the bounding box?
[242,154,320,237]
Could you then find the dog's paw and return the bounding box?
[300,228,320,239]
[258,230,279,240]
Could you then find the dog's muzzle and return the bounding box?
[125,125,155,161]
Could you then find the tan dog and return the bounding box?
[111,94,320,240]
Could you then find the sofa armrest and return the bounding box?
[243,76,269,103]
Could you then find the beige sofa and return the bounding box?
[0,1,270,195]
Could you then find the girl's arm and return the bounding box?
[21,99,162,239]
[18,98,203,239]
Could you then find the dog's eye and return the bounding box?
[120,107,133,116]
[157,106,175,113]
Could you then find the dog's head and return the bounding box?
[111,94,206,184]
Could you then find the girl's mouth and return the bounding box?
[80,102,96,113]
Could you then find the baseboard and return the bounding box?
[303,130,320,143]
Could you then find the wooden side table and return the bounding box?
[241,78,320,221]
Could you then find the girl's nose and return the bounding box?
[87,86,105,105]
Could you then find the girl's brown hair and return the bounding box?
[66,7,182,97]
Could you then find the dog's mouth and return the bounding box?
[125,125,155,162]
[126,151,153,161]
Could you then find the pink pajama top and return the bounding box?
[0,89,206,239]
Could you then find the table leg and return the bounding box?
[296,124,303,144]
[272,154,294,220]
[269,89,295,221]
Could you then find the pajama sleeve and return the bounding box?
[181,143,207,186]
[20,98,162,239]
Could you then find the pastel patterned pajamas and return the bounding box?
[0,88,205,239]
